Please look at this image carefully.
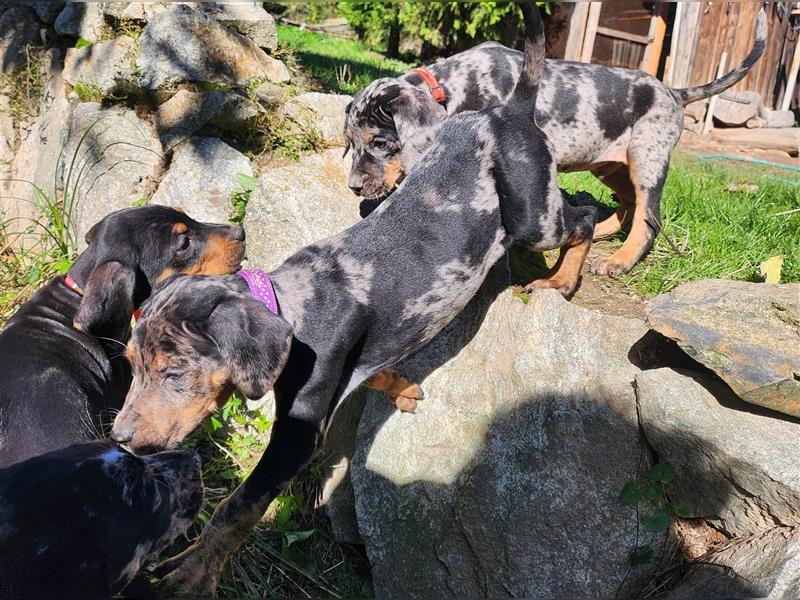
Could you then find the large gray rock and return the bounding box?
[32,2,65,24]
[1,6,42,74]
[350,288,661,598]
[2,49,71,250]
[201,2,278,50]
[137,5,289,90]
[244,148,360,269]
[647,280,800,419]
[54,3,106,42]
[151,136,251,224]
[61,103,163,247]
[283,92,352,146]
[636,368,800,537]
[63,36,137,96]
[154,89,258,150]
[668,527,800,598]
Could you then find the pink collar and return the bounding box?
[238,269,279,316]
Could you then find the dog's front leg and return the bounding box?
[364,368,424,412]
[156,416,323,596]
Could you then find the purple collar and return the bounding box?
[238,269,279,316]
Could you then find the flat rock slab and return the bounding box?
[155,89,258,149]
[636,368,800,537]
[61,103,163,248]
[201,2,278,50]
[350,288,661,598]
[283,92,352,146]
[137,5,289,90]
[151,136,251,224]
[646,279,800,418]
[55,3,106,42]
[668,527,800,598]
[63,36,137,96]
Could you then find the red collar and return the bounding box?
[63,274,142,321]
[412,67,446,104]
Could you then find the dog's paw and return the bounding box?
[392,394,418,413]
[156,544,222,597]
[524,277,578,299]
[590,255,631,278]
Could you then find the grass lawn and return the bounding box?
[559,152,800,296]
[277,25,413,95]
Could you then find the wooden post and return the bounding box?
[641,2,668,76]
[702,51,728,136]
[663,1,683,85]
[564,3,590,61]
[671,2,702,89]
[580,2,602,63]
[780,35,800,112]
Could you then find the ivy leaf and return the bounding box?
[629,545,654,566]
[237,173,259,192]
[75,37,92,49]
[618,481,644,506]
[53,258,72,274]
[283,529,315,547]
[641,508,671,533]
[650,462,676,484]
[673,500,694,518]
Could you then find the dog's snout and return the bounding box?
[110,423,133,444]
[348,183,364,195]
[230,225,246,242]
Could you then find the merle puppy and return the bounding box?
[112,5,595,594]
[0,206,245,468]
[344,9,767,276]
[0,441,203,599]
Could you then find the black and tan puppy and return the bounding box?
[0,441,203,599]
[344,9,767,275]
[112,5,594,594]
[0,206,245,468]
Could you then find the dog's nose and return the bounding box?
[348,184,363,195]
[111,425,132,444]
[231,225,246,241]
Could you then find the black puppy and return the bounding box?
[113,5,595,594]
[0,441,203,599]
[0,206,245,468]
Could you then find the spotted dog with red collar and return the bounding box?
[344,9,767,276]
[0,206,245,468]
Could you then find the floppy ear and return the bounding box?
[74,261,137,337]
[342,101,353,158]
[209,297,293,399]
[389,86,446,143]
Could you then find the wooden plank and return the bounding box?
[671,2,701,88]
[595,26,649,46]
[641,2,668,76]
[781,35,800,111]
[710,127,800,156]
[663,0,683,86]
[580,2,602,63]
[702,51,728,135]
[564,2,590,61]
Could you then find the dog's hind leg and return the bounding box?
[591,165,635,240]
[364,368,423,413]
[524,203,597,299]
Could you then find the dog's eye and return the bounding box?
[176,234,191,251]
[373,138,388,149]
[162,370,182,382]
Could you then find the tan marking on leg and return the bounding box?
[364,368,423,413]
[525,237,591,298]
[592,166,635,240]
[592,161,661,277]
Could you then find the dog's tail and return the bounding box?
[506,2,545,118]
[671,8,767,106]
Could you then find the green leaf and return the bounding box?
[208,415,223,432]
[650,462,676,484]
[75,38,92,49]
[237,173,259,191]
[641,508,671,533]
[759,254,784,284]
[629,545,654,566]
[618,481,644,506]
[53,258,72,274]
[673,500,694,518]
[283,529,315,547]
